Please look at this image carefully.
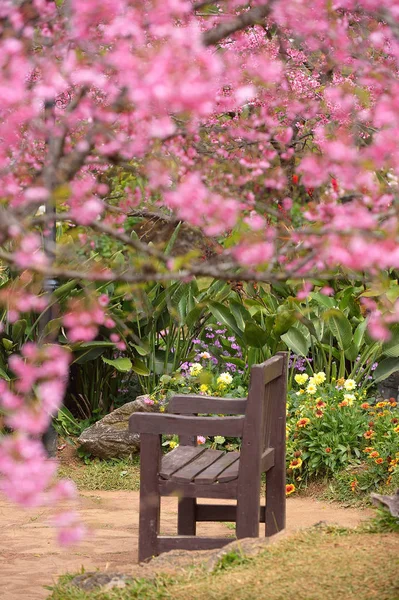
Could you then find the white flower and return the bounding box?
[306,383,317,395]
[199,352,211,359]
[217,372,233,386]
[344,394,355,405]
[189,363,203,376]
[344,379,356,391]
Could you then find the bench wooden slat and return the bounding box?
[171,449,224,483]
[217,458,240,483]
[159,446,205,479]
[195,451,240,484]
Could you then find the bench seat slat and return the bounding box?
[159,446,205,479]
[217,458,240,483]
[170,449,224,483]
[195,451,240,484]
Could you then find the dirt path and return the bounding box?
[0,492,372,600]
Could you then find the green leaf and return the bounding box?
[382,324,399,357]
[132,359,150,376]
[209,302,241,338]
[281,327,310,357]
[243,322,269,348]
[214,436,226,445]
[324,309,353,350]
[0,367,10,381]
[12,319,27,342]
[310,292,335,309]
[53,279,78,298]
[353,320,367,352]
[373,357,399,383]
[229,299,252,332]
[102,357,132,372]
[185,304,204,329]
[2,338,13,351]
[132,344,149,356]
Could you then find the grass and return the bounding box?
[47,527,399,600]
[58,457,141,491]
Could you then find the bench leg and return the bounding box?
[178,498,196,535]
[138,434,161,562]
[265,464,285,537]
[236,482,261,538]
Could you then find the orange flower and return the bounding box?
[390,400,397,407]
[363,447,374,453]
[394,425,399,434]
[337,377,345,386]
[364,430,375,439]
[350,479,358,492]
[360,402,370,410]
[289,458,303,470]
[338,400,348,407]
[375,458,384,464]
[376,401,388,409]
[286,484,296,496]
[316,400,326,408]
[297,418,310,428]
[325,447,332,453]
[369,451,379,458]
[315,409,324,418]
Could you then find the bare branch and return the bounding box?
[202,4,272,46]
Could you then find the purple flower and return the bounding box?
[228,336,236,342]
[371,362,378,371]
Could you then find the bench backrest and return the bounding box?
[239,352,287,475]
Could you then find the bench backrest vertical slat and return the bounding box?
[238,353,287,474]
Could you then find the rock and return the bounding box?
[77,396,156,459]
[371,489,399,518]
[377,372,399,402]
[71,572,130,591]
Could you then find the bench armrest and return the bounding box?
[129,412,245,437]
[168,394,246,415]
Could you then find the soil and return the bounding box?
[0,490,372,600]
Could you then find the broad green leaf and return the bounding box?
[209,301,241,338]
[53,279,78,298]
[185,304,204,329]
[132,344,149,356]
[310,292,335,309]
[324,309,352,350]
[0,367,10,381]
[382,324,399,357]
[132,359,150,376]
[353,320,367,352]
[12,319,27,342]
[373,357,399,383]
[243,322,269,348]
[229,299,252,332]
[102,357,132,372]
[272,309,297,337]
[281,327,310,357]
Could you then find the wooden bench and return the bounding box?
[129,352,287,562]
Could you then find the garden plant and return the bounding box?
[1,0,399,548]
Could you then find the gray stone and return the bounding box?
[377,372,399,402]
[71,572,130,591]
[77,396,156,459]
[371,489,399,518]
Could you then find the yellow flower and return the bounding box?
[286,484,296,495]
[289,458,303,469]
[294,373,309,385]
[189,363,203,376]
[169,441,179,449]
[313,372,326,385]
[306,382,317,395]
[200,384,209,393]
[217,372,233,386]
[344,379,356,391]
[394,425,399,434]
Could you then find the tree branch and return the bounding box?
[202,4,272,46]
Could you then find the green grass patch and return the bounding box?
[58,457,140,491]
[47,528,399,600]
